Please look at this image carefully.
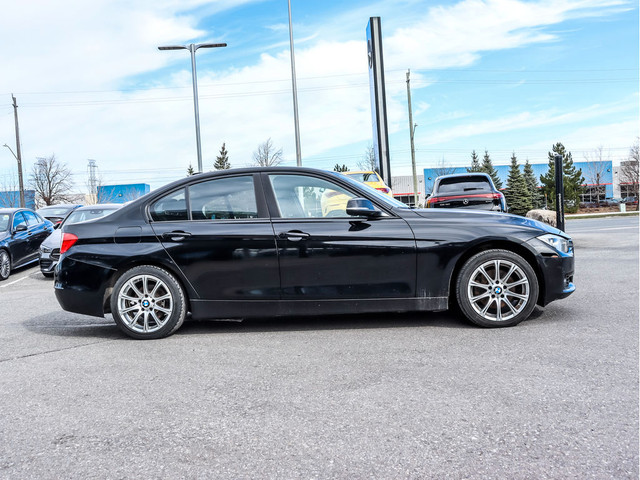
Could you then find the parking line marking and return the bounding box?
[0,275,30,288]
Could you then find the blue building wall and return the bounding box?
[0,190,36,209]
[424,161,614,198]
[97,184,150,204]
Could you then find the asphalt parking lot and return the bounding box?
[0,216,637,479]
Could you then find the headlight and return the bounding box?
[538,234,573,255]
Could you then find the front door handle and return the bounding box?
[162,231,192,242]
[279,230,310,242]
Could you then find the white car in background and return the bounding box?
[39,204,122,277]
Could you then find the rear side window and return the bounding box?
[189,176,258,220]
[436,177,493,194]
[22,210,41,226]
[149,189,188,222]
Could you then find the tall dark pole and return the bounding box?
[11,94,25,208]
[554,153,565,231]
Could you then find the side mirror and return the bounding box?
[14,224,27,233]
[346,198,382,218]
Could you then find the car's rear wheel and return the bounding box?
[110,265,186,339]
[456,249,538,328]
[0,250,10,281]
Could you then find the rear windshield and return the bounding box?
[38,206,75,216]
[436,177,493,194]
[65,208,118,225]
[345,172,381,183]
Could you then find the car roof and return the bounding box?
[74,203,122,211]
[435,172,492,180]
[0,208,27,214]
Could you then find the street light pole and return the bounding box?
[158,42,227,173]
[288,0,302,166]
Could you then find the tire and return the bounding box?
[110,265,187,339]
[456,249,539,328]
[0,250,10,281]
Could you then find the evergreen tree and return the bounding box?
[540,143,585,213]
[481,150,503,189]
[504,153,532,216]
[214,143,231,170]
[522,159,543,209]
[467,150,482,172]
[333,164,349,172]
[186,164,195,176]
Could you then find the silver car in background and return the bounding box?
[39,204,122,277]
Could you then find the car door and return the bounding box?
[264,172,416,299]
[22,210,52,260]
[10,212,30,267]
[148,174,280,300]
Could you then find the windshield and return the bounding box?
[64,207,118,225]
[0,214,9,231]
[336,174,408,209]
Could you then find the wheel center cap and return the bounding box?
[142,300,150,308]
[494,286,503,295]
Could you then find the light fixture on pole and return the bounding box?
[288,0,302,166]
[3,143,25,208]
[158,42,227,173]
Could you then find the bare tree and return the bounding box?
[433,157,458,177]
[357,144,377,171]
[252,138,283,167]
[583,146,609,203]
[30,154,73,207]
[620,138,639,208]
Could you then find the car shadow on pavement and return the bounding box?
[23,310,472,340]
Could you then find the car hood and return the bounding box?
[41,228,62,249]
[408,208,568,237]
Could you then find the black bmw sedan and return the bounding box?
[0,208,54,280]
[54,167,575,339]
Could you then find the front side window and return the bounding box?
[189,176,258,220]
[269,174,358,218]
[149,189,188,222]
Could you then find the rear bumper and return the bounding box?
[54,257,115,317]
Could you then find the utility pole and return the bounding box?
[406,70,418,206]
[11,94,25,208]
[88,159,98,202]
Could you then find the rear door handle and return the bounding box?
[162,231,192,242]
[279,230,310,242]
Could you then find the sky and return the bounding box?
[0,0,638,192]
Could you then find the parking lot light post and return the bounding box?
[158,42,227,173]
[3,143,25,208]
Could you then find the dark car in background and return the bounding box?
[54,167,574,340]
[36,204,83,228]
[0,208,54,280]
[426,173,506,212]
[39,204,122,277]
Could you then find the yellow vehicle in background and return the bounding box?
[343,171,393,196]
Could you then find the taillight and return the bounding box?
[60,233,78,254]
[376,187,390,194]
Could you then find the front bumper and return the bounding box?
[537,253,575,306]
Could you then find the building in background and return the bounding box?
[97,184,150,204]
[0,190,36,209]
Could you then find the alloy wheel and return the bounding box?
[0,250,10,280]
[116,274,174,334]
[467,258,530,322]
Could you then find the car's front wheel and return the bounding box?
[456,249,539,328]
[0,250,10,281]
[110,265,187,339]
